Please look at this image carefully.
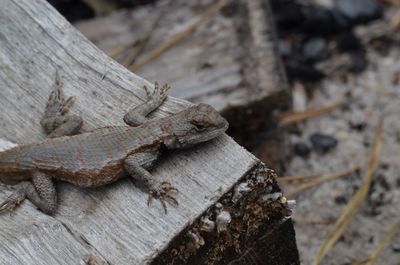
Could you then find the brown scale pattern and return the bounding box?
[0,125,170,187]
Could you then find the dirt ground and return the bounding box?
[283,21,400,265]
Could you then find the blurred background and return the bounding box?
[47,0,400,264]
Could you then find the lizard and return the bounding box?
[0,81,228,214]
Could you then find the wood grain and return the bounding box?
[75,0,289,113]
[0,0,258,264]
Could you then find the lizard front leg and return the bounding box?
[40,75,83,138]
[0,171,56,214]
[123,82,170,126]
[124,153,178,213]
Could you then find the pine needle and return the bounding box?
[292,215,334,225]
[285,165,360,198]
[279,100,343,125]
[122,0,172,67]
[278,173,320,182]
[364,218,400,265]
[107,41,136,59]
[129,0,226,72]
[311,118,384,265]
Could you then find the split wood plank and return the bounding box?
[75,0,290,113]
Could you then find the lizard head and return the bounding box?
[164,103,228,149]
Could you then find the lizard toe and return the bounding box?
[0,190,26,213]
[147,182,179,214]
[0,182,17,191]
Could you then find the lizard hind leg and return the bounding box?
[0,171,57,214]
[123,82,170,127]
[40,79,83,138]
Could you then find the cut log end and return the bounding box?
[151,164,299,265]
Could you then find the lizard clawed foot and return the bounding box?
[0,187,26,213]
[41,79,78,135]
[46,87,76,117]
[147,181,178,214]
[143,82,170,104]
[40,74,83,137]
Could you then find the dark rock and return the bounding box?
[300,6,342,35]
[392,243,400,253]
[310,133,338,153]
[303,38,329,62]
[47,0,157,22]
[278,40,293,58]
[47,0,94,22]
[331,9,352,29]
[285,60,325,82]
[349,121,367,132]
[366,176,388,216]
[334,0,383,26]
[337,30,363,52]
[380,163,390,170]
[363,140,371,148]
[375,174,390,191]
[334,195,348,205]
[349,51,367,73]
[271,0,304,30]
[293,143,311,158]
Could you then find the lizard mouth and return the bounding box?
[180,125,228,147]
[219,117,229,131]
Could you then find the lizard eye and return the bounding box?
[194,123,206,131]
[191,118,208,131]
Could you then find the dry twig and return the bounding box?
[364,218,400,265]
[292,215,334,225]
[279,100,343,126]
[129,0,226,72]
[311,119,384,265]
[277,173,320,183]
[387,9,400,35]
[107,42,137,59]
[284,165,360,198]
[122,0,172,67]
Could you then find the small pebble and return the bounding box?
[349,121,367,132]
[278,40,293,58]
[301,5,342,35]
[216,211,231,233]
[294,143,311,158]
[285,60,325,82]
[334,0,382,25]
[310,133,338,153]
[337,30,362,52]
[349,51,367,73]
[271,0,304,30]
[303,38,329,62]
[334,195,348,205]
[392,243,400,253]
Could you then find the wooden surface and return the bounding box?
[0,0,259,264]
[75,0,289,113]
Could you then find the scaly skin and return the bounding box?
[0,82,228,214]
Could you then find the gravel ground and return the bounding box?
[285,26,400,264]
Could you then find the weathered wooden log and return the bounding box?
[75,0,289,111]
[0,0,298,264]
